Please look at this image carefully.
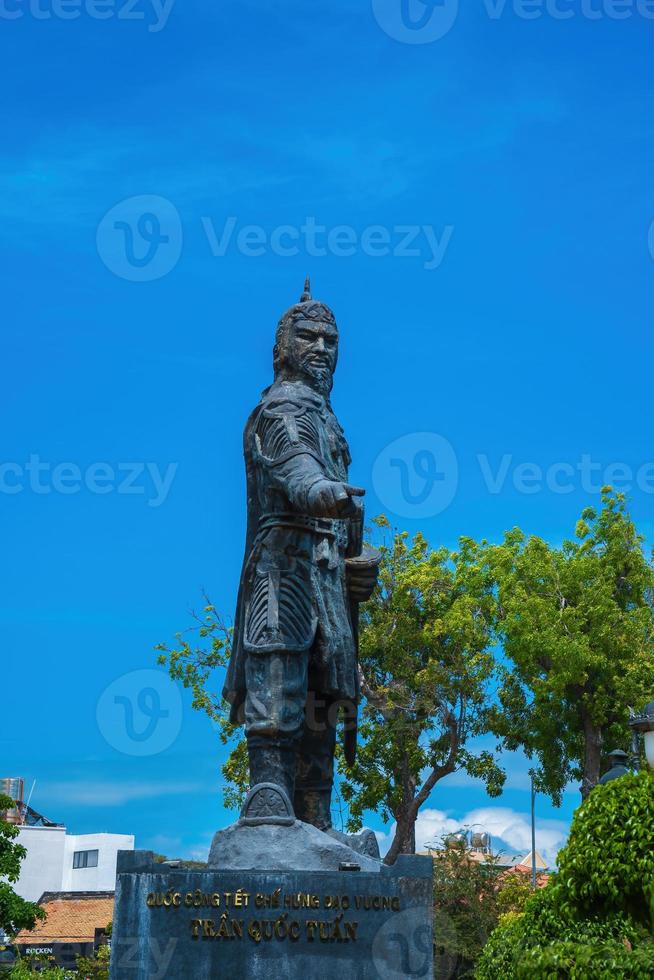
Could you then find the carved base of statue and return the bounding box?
[207,783,381,872]
[109,798,433,980]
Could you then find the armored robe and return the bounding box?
[223,378,361,827]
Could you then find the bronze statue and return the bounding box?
[223,278,380,833]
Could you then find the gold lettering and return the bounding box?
[234,889,250,908]
[216,914,231,939]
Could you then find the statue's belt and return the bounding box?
[257,513,350,547]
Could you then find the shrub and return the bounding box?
[476,772,654,978]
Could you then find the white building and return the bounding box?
[14,825,134,902]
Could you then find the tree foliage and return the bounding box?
[557,771,654,928]
[487,488,654,800]
[155,601,245,809]
[431,841,532,978]
[339,517,504,862]
[74,942,110,979]
[476,772,654,979]
[0,795,46,939]
[8,959,68,979]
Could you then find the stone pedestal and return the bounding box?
[110,853,433,979]
[110,786,433,979]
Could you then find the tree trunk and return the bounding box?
[580,713,603,799]
[384,810,417,865]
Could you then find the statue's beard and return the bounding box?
[280,356,334,395]
[299,361,333,395]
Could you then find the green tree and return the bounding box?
[157,520,504,863]
[431,840,532,978]
[8,959,67,979]
[487,488,654,800]
[75,942,110,979]
[0,795,45,939]
[338,519,504,863]
[476,771,654,979]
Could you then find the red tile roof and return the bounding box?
[502,865,551,889]
[16,892,114,945]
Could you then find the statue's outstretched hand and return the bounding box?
[307,481,365,518]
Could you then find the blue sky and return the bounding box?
[2,1,654,866]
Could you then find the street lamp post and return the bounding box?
[629,700,654,771]
[530,776,537,890]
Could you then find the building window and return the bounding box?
[72,849,99,869]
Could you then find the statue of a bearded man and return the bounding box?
[223,279,380,834]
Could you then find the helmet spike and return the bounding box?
[300,275,312,302]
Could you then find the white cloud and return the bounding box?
[375,806,568,869]
[41,780,204,807]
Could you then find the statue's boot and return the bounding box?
[248,742,297,807]
[294,696,380,858]
[294,785,332,832]
[294,701,335,832]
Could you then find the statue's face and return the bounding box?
[288,315,338,392]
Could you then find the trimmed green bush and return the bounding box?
[476,772,654,979]
[557,771,654,926]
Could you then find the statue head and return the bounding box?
[273,277,338,395]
